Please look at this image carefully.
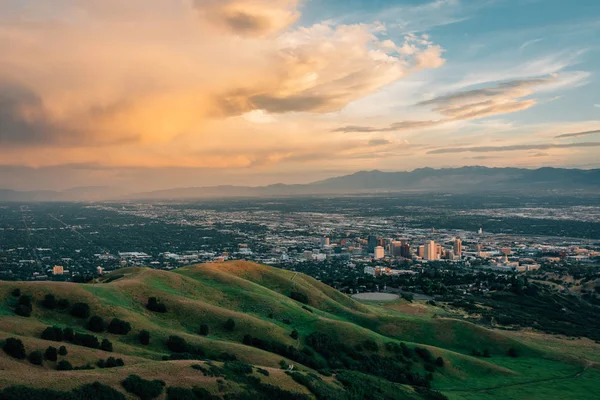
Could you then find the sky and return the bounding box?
[0,0,599,191]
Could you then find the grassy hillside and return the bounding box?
[0,261,598,399]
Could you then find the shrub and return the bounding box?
[3,338,26,359]
[257,367,270,376]
[58,346,68,356]
[45,346,58,361]
[63,328,74,341]
[0,386,73,400]
[101,338,113,352]
[15,304,32,317]
[483,349,491,358]
[28,350,43,366]
[70,303,90,319]
[18,295,32,307]
[224,360,253,375]
[56,360,73,371]
[290,291,309,304]
[41,326,64,342]
[436,357,445,367]
[98,357,125,369]
[73,382,126,400]
[415,347,434,363]
[290,330,299,340]
[139,330,150,345]
[243,334,252,345]
[121,375,165,400]
[224,318,235,331]
[88,316,106,333]
[11,288,21,297]
[107,318,131,335]
[42,294,57,310]
[146,297,167,313]
[362,340,379,352]
[72,333,100,349]
[166,336,188,353]
[507,348,519,358]
[166,387,197,400]
[199,324,209,336]
[57,298,70,309]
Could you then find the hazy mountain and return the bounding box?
[1,167,599,201]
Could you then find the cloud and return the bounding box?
[368,138,391,146]
[519,38,543,50]
[428,142,600,154]
[192,0,300,37]
[595,104,600,108]
[554,129,600,139]
[333,120,444,133]
[333,73,589,134]
[0,2,446,154]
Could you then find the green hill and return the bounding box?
[0,261,598,399]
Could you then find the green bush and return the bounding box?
[436,357,444,367]
[41,326,64,342]
[88,316,106,333]
[70,303,90,319]
[122,375,165,400]
[11,288,21,297]
[166,336,188,353]
[63,328,74,341]
[0,386,73,400]
[139,330,150,345]
[59,346,68,356]
[290,330,299,340]
[72,333,100,349]
[199,324,209,336]
[57,360,73,371]
[107,318,132,335]
[146,297,167,313]
[507,348,519,358]
[165,387,197,400]
[42,294,57,310]
[101,339,113,352]
[15,304,32,317]
[45,346,58,361]
[224,318,235,331]
[3,338,26,359]
[28,350,43,366]
[72,382,126,400]
[57,299,70,309]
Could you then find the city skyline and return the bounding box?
[1,0,599,191]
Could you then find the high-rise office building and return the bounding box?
[418,245,425,258]
[367,235,378,253]
[320,236,330,247]
[454,238,462,258]
[374,246,385,259]
[425,240,438,261]
[400,242,411,258]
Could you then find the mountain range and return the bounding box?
[2,166,600,202]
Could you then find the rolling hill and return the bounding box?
[0,261,599,399]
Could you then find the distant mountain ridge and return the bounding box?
[1,166,599,201]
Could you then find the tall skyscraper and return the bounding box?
[453,238,462,258]
[418,245,425,258]
[374,246,385,259]
[367,235,378,253]
[425,240,438,261]
[400,242,411,258]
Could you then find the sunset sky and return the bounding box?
[1,0,599,191]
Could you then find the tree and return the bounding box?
[436,357,445,367]
[28,350,43,366]
[507,348,519,358]
[199,324,209,336]
[122,375,165,400]
[15,295,32,317]
[290,291,309,304]
[45,346,58,361]
[139,330,150,345]
[3,338,26,359]
[70,303,90,319]
[146,297,167,313]
[41,326,64,342]
[107,318,131,335]
[224,318,236,331]
[58,346,68,356]
[11,288,21,297]
[166,336,188,353]
[57,298,70,309]
[290,330,299,340]
[483,349,491,358]
[42,294,57,310]
[63,327,74,341]
[73,382,126,400]
[101,338,113,352]
[56,360,73,371]
[88,316,106,333]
